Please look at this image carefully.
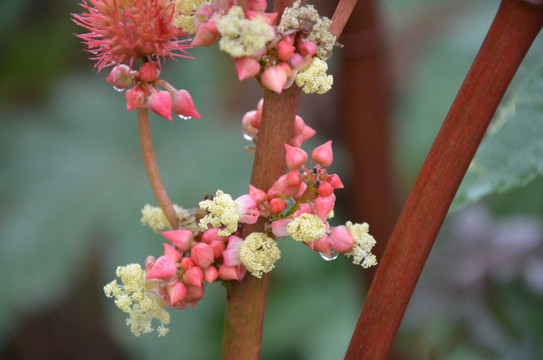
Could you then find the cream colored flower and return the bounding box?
[345,222,378,268]
[199,190,239,236]
[240,232,281,278]
[287,213,326,242]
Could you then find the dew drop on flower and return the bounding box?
[113,86,125,92]
[319,250,338,261]
[178,115,192,120]
[243,132,254,141]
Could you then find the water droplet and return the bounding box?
[242,132,254,141]
[319,250,338,261]
[178,114,192,120]
[113,86,124,92]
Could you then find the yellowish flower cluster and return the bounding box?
[295,58,333,94]
[104,264,171,337]
[240,232,281,278]
[345,222,378,268]
[173,0,209,34]
[140,204,195,233]
[287,213,326,242]
[215,6,275,58]
[199,190,239,236]
[278,0,336,60]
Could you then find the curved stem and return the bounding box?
[137,108,179,230]
[345,1,543,358]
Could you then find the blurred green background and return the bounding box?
[1,0,543,359]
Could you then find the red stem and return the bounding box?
[345,0,543,358]
[137,108,179,230]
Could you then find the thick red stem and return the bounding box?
[137,108,178,230]
[345,1,543,358]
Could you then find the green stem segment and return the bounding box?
[345,1,543,358]
[137,108,179,230]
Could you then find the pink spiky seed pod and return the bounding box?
[73,0,191,71]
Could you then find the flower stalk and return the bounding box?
[138,108,179,230]
[345,0,543,358]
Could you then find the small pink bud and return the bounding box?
[277,174,300,198]
[293,203,312,216]
[271,219,291,237]
[144,255,156,272]
[270,197,288,213]
[201,228,227,244]
[311,140,333,167]
[219,264,242,281]
[285,171,301,186]
[125,88,145,111]
[203,265,219,283]
[162,229,193,252]
[139,62,159,82]
[191,243,214,269]
[235,56,261,81]
[249,184,267,204]
[166,281,187,306]
[172,89,201,119]
[314,195,335,220]
[247,0,267,11]
[290,135,303,148]
[267,181,280,200]
[163,243,182,262]
[317,182,334,197]
[289,53,309,70]
[277,40,296,61]
[147,255,177,281]
[107,64,132,89]
[191,24,218,46]
[261,65,287,93]
[313,235,332,257]
[278,61,293,78]
[184,285,205,306]
[299,41,317,59]
[183,266,204,287]
[210,240,226,259]
[235,194,259,224]
[294,115,306,135]
[300,124,317,142]
[180,257,194,271]
[284,144,308,170]
[329,173,344,189]
[330,226,355,253]
[293,181,307,200]
[222,235,243,266]
[147,90,172,121]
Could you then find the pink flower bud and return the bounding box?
[147,90,172,121]
[180,257,194,271]
[270,197,288,213]
[147,255,177,281]
[249,184,267,204]
[314,195,335,220]
[191,24,218,46]
[294,115,306,135]
[299,41,317,59]
[271,219,291,237]
[191,243,214,269]
[235,194,259,224]
[317,182,333,197]
[329,173,344,189]
[293,203,312,216]
[300,124,316,143]
[144,255,156,272]
[245,9,277,24]
[139,62,159,82]
[172,89,201,119]
[210,240,225,259]
[289,53,309,70]
[278,61,293,78]
[183,266,204,287]
[163,243,182,262]
[219,264,242,281]
[330,226,355,253]
[203,265,219,283]
[311,140,333,167]
[277,174,300,198]
[285,171,302,186]
[267,181,280,200]
[293,181,307,200]
[184,285,205,306]
[261,65,287,93]
[234,56,261,81]
[125,88,145,111]
[162,229,193,252]
[277,40,296,61]
[201,228,227,244]
[284,144,308,170]
[222,235,243,266]
[290,135,303,148]
[166,280,187,306]
[313,234,332,257]
[247,0,267,11]
[106,64,132,89]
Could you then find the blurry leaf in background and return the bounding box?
[452,63,543,211]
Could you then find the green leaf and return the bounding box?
[452,64,543,211]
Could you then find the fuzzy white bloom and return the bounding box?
[287,213,326,242]
[295,58,333,94]
[240,232,281,278]
[345,222,377,268]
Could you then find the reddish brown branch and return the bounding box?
[345,0,543,358]
[137,108,179,230]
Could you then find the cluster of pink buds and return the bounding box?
[189,0,335,93]
[143,227,248,310]
[241,99,316,148]
[106,63,201,121]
